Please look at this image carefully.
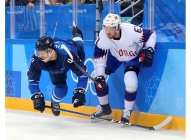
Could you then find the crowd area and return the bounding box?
[5,0,116,6]
[5,0,144,26]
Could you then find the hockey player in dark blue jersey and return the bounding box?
[27,26,88,116]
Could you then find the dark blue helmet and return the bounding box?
[35,36,54,51]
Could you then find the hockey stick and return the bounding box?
[45,105,91,117]
[52,5,62,38]
[111,116,172,130]
[45,105,172,130]
[61,38,103,89]
[136,116,172,130]
[45,105,112,121]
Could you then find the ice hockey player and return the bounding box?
[91,13,156,124]
[27,25,88,116]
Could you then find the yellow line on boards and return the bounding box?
[5,97,185,131]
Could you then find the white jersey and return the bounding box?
[94,23,156,75]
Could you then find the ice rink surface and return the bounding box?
[5,109,185,140]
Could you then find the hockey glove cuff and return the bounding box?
[139,47,154,67]
[31,92,45,113]
[94,75,108,92]
[72,88,86,108]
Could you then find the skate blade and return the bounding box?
[91,118,105,123]
[118,121,130,127]
[121,123,131,127]
[90,114,112,123]
[111,119,120,123]
[104,114,112,120]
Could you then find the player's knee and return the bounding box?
[124,71,138,92]
[53,85,68,100]
[124,66,140,76]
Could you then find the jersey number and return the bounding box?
[134,26,142,33]
[67,58,73,63]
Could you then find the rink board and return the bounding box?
[5,39,185,116]
[5,40,185,132]
[5,97,185,131]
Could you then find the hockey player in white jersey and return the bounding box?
[91,13,156,124]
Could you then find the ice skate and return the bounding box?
[51,102,60,116]
[118,110,132,125]
[72,23,83,39]
[90,104,112,121]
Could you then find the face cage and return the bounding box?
[34,48,53,62]
[34,48,50,56]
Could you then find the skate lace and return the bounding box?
[122,110,130,119]
[53,104,59,109]
[94,105,103,115]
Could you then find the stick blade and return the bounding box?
[153,116,172,130]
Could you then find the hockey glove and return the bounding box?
[72,25,83,39]
[72,88,86,108]
[94,75,108,92]
[31,92,45,113]
[139,47,154,67]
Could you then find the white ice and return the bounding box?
[5,109,185,140]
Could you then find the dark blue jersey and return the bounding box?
[27,36,88,95]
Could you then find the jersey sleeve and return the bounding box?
[27,55,41,94]
[93,31,109,76]
[142,29,156,49]
[130,25,156,50]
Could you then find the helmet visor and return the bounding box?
[34,48,49,57]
